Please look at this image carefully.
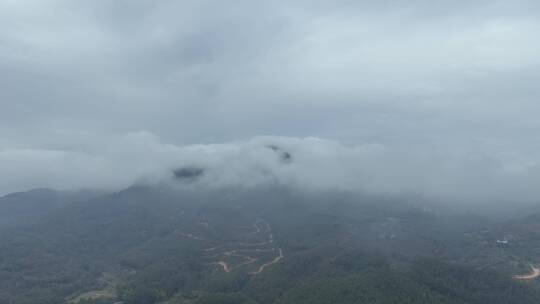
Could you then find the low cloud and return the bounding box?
[2,132,540,203]
[1,1,540,204]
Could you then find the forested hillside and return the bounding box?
[1,185,540,304]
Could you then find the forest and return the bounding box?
[1,185,540,304]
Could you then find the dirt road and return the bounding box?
[211,261,231,273]
[208,219,284,275]
[249,248,284,275]
[513,265,540,280]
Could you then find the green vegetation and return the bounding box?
[1,186,540,304]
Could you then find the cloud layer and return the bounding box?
[2,133,540,203]
[1,1,540,201]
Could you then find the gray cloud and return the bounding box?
[1,1,540,201]
[1,133,540,203]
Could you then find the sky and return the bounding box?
[1,0,540,202]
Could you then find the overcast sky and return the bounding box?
[1,0,540,201]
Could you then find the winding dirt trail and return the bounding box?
[210,261,231,273]
[205,246,221,252]
[513,265,540,280]
[176,231,204,241]
[208,219,284,275]
[249,248,284,275]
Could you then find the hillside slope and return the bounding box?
[1,185,539,304]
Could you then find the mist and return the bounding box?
[2,1,540,205]
[5,2,540,304]
[1,132,539,205]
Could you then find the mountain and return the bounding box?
[0,189,102,228]
[1,185,540,304]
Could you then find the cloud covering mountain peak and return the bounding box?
[2,132,540,203]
